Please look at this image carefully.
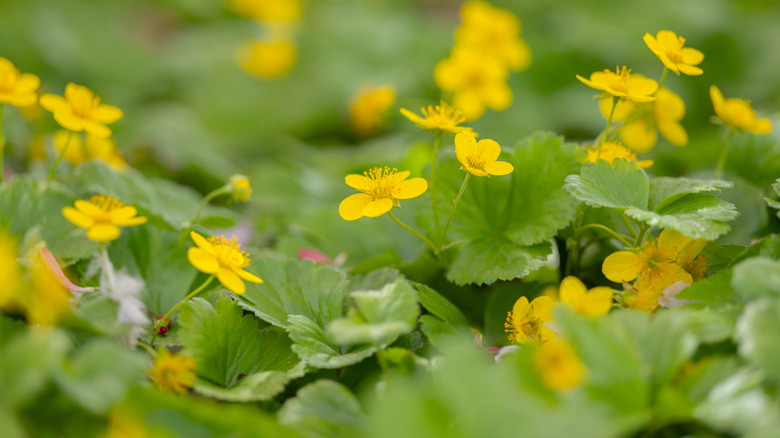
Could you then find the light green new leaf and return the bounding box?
[287,315,377,369]
[447,237,552,286]
[414,284,469,329]
[648,177,733,211]
[732,257,780,301]
[235,256,349,328]
[564,158,649,210]
[327,280,419,345]
[279,380,365,438]
[434,132,581,285]
[179,297,265,388]
[736,298,780,382]
[625,193,738,240]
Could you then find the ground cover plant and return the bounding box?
[2,0,780,437]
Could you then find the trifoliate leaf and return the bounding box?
[731,257,780,301]
[235,256,348,328]
[433,132,581,285]
[649,177,733,211]
[287,315,377,369]
[178,297,265,388]
[564,158,649,210]
[278,380,365,438]
[327,280,419,345]
[736,298,780,382]
[625,193,738,240]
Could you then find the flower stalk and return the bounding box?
[151,274,215,345]
[430,130,443,236]
[439,172,470,248]
[714,128,735,180]
[386,211,438,255]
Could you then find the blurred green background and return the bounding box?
[2,0,779,258]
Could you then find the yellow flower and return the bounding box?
[229,174,252,201]
[622,283,664,313]
[187,232,263,295]
[455,132,514,177]
[26,263,71,327]
[148,349,197,393]
[602,229,693,296]
[0,57,40,107]
[576,66,658,103]
[238,39,297,79]
[643,30,704,76]
[534,340,585,391]
[558,276,613,318]
[62,195,147,242]
[349,84,396,135]
[338,166,427,221]
[454,1,531,71]
[709,85,771,134]
[586,141,653,169]
[662,229,708,281]
[504,295,555,344]
[599,87,688,152]
[39,83,123,138]
[228,0,302,22]
[399,101,473,134]
[0,232,22,311]
[434,47,512,120]
[53,131,128,170]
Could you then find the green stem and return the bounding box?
[430,130,443,237]
[151,275,215,345]
[618,211,639,239]
[136,341,156,357]
[185,186,230,232]
[602,97,618,145]
[635,226,649,247]
[439,172,470,248]
[575,223,633,248]
[714,128,735,180]
[655,67,669,94]
[387,211,438,255]
[0,103,5,184]
[47,130,75,182]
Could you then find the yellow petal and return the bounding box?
[749,118,772,135]
[709,85,724,114]
[642,33,659,54]
[391,178,427,200]
[86,224,121,242]
[580,287,614,318]
[83,120,112,138]
[92,104,123,124]
[399,108,424,125]
[620,121,657,153]
[114,216,147,227]
[511,296,530,320]
[602,251,641,282]
[681,48,704,66]
[189,231,213,253]
[62,207,94,229]
[217,267,245,294]
[559,276,587,307]
[39,94,68,112]
[110,206,139,220]
[677,64,703,76]
[187,247,219,274]
[345,174,368,190]
[74,200,102,216]
[531,296,554,321]
[363,198,393,218]
[53,111,86,132]
[235,268,263,284]
[339,193,371,221]
[478,139,501,163]
[484,160,513,176]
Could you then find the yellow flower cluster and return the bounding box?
[0,232,72,327]
[602,229,707,312]
[586,141,653,169]
[434,1,530,120]
[230,0,301,79]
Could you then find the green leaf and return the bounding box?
[447,238,552,286]
[0,329,71,407]
[564,158,649,210]
[765,179,780,216]
[435,132,581,285]
[192,326,306,401]
[235,256,349,328]
[327,280,420,345]
[278,380,364,438]
[625,193,738,240]
[287,315,377,369]
[414,283,469,329]
[648,177,733,211]
[54,340,147,414]
[179,296,265,388]
[732,256,780,301]
[736,298,780,382]
[676,270,737,305]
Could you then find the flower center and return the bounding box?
[423,103,465,127]
[607,66,632,94]
[68,88,100,118]
[208,235,250,269]
[89,195,126,224]
[467,155,487,170]
[362,166,398,198]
